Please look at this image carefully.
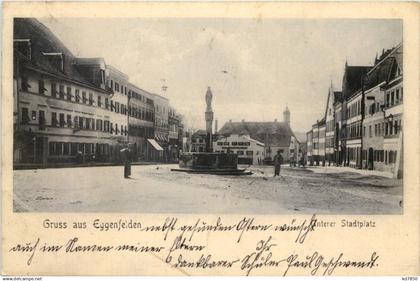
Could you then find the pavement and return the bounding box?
[13,164,403,214]
[306,165,394,178]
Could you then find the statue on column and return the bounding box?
[206,86,213,111]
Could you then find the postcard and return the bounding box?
[1,1,419,277]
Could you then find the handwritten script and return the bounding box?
[8,215,379,276]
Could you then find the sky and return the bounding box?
[39,18,402,133]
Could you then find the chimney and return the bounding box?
[274,118,278,122]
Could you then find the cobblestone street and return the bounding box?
[13,164,403,214]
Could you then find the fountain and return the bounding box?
[171,87,252,175]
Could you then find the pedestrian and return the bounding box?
[120,147,131,178]
[273,149,283,177]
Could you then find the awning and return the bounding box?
[147,139,164,151]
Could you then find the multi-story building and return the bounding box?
[152,93,169,162]
[13,18,125,165]
[213,134,265,165]
[127,83,155,161]
[13,18,184,166]
[344,89,363,168]
[306,130,313,165]
[362,44,403,177]
[218,107,299,164]
[190,130,207,152]
[333,92,343,165]
[311,122,320,165]
[105,65,130,160]
[340,63,372,168]
[325,85,337,165]
[318,119,326,166]
[168,106,180,162]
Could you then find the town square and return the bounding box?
[12,18,403,214]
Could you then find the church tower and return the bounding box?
[283,106,290,126]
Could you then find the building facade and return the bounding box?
[213,134,265,165]
[218,107,299,164]
[151,94,169,162]
[168,106,181,162]
[306,43,403,178]
[363,44,403,177]
[13,18,125,165]
[306,130,313,165]
[127,83,155,161]
[13,18,184,166]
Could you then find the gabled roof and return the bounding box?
[14,18,98,88]
[333,91,343,104]
[218,121,293,147]
[192,129,207,137]
[365,43,402,90]
[342,65,372,99]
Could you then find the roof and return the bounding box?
[218,121,294,147]
[342,65,372,99]
[14,18,99,88]
[192,129,207,137]
[333,91,343,104]
[74,58,106,67]
[365,43,402,90]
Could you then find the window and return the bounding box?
[105,98,109,109]
[38,80,46,94]
[396,89,400,103]
[369,125,372,138]
[71,143,77,156]
[386,93,390,107]
[21,77,30,92]
[74,116,79,129]
[246,151,253,156]
[31,110,36,120]
[66,114,72,128]
[39,110,46,130]
[97,96,102,107]
[374,124,378,137]
[110,100,114,112]
[391,91,395,106]
[104,120,110,132]
[63,143,70,155]
[394,120,399,135]
[79,117,84,129]
[51,112,58,127]
[59,113,65,127]
[389,120,393,135]
[89,93,93,105]
[49,142,56,156]
[51,83,57,98]
[21,107,30,124]
[59,85,65,99]
[237,151,244,155]
[66,87,72,101]
[82,91,87,104]
[400,87,403,101]
[75,89,80,103]
[121,124,124,135]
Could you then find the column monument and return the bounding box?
[205,86,214,152]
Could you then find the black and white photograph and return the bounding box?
[13,17,403,214]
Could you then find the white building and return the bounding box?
[213,134,265,165]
